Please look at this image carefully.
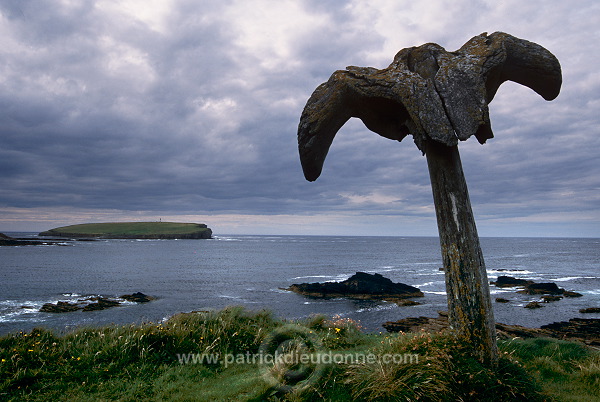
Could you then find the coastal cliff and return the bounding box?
[39,222,212,239]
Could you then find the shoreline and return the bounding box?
[2,306,598,347]
[382,311,600,347]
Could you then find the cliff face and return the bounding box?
[38,230,212,239]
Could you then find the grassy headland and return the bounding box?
[1,307,598,401]
[38,222,212,239]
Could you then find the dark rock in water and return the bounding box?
[563,291,583,298]
[579,307,600,314]
[525,301,543,309]
[40,301,82,313]
[542,295,563,303]
[120,292,155,303]
[39,292,155,314]
[82,298,121,311]
[287,272,423,301]
[518,282,564,295]
[490,275,534,287]
[396,299,421,306]
[495,297,510,303]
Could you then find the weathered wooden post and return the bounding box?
[297,32,561,364]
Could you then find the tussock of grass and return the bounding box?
[1,307,598,401]
[501,338,600,401]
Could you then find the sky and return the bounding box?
[0,0,598,237]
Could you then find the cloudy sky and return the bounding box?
[0,0,598,237]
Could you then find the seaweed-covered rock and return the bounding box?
[524,301,543,309]
[383,315,448,333]
[82,298,121,311]
[383,315,600,346]
[396,299,421,306]
[541,318,600,345]
[39,292,155,314]
[40,301,82,313]
[120,292,155,303]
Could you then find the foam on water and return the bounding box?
[553,276,600,282]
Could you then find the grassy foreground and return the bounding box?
[1,307,598,401]
[39,222,211,238]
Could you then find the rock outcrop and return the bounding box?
[383,312,600,346]
[39,293,155,313]
[540,318,600,345]
[490,275,534,287]
[0,233,48,246]
[82,298,121,311]
[490,276,584,298]
[287,272,423,302]
[524,301,543,309]
[518,282,564,295]
[40,301,82,313]
[120,292,155,303]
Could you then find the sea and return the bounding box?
[1,234,599,336]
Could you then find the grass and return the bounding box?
[1,306,598,401]
[40,222,210,236]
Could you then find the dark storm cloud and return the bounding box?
[0,0,598,236]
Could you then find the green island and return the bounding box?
[0,306,598,401]
[38,222,212,239]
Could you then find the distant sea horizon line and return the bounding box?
[1,231,598,240]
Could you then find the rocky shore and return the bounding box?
[489,275,598,312]
[287,272,599,346]
[383,311,600,346]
